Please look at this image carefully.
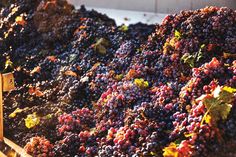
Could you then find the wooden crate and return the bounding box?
[0,138,32,157]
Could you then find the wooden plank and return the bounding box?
[4,138,32,157]
[0,74,3,141]
[0,151,7,157]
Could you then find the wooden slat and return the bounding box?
[0,151,7,157]
[4,138,32,157]
[0,74,3,141]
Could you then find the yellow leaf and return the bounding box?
[184,132,195,138]
[174,30,181,40]
[115,74,123,81]
[28,86,44,97]
[205,114,212,124]
[47,56,57,62]
[222,86,236,93]
[119,25,129,32]
[134,78,149,89]
[200,86,234,126]
[223,52,236,59]
[64,70,77,77]
[150,152,157,156]
[4,28,13,38]
[25,112,40,129]
[90,62,101,71]
[15,16,27,26]
[30,66,41,75]
[9,108,23,118]
[5,56,13,69]
[163,142,179,157]
[170,37,176,47]
[126,69,137,80]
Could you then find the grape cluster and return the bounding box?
[57,108,95,135]
[0,0,236,157]
[24,136,54,157]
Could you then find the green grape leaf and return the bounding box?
[213,86,235,103]
[201,86,235,125]
[196,44,205,62]
[25,112,40,129]
[204,97,232,122]
[181,44,205,67]
[181,53,195,68]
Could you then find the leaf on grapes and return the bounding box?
[214,103,232,121]
[201,86,235,125]
[4,28,13,39]
[11,7,19,14]
[90,127,97,135]
[196,44,204,62]
[126,69,137,80]
[64,70,77,77]
[134,78,149,89]
[163,142,179,157]
[94,38,109,55]
[222,86,236,93]
[213,86,235,104]
[205,114,212,124]
[150,152,157,156]
[90,62,101,71]
[47,56,57,62]
[196,94,214,103]
[95,45,106,55]
[201,111,212,126]
[45,114,52,120]
[200,44,206,49]
[181,53,195,68]
[115,74,123,81]
[30,66,41,75]
[79,25,87,30]
[9,108,23,118]
[184,132,195,138]
[5,56,13,70]
[25,112,40,129]
[119,25,129,32]
[77,66,82,71]
[181,45,204,67]
[174,30,181,40]
[28,86,44,97]
[15,16,26,26]
[223,52,236,59]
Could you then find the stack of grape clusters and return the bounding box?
[0,0,236,156]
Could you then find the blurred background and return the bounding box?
[67,0,236,25]
[68,0,236,13]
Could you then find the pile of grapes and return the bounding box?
[0,0,236,156]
